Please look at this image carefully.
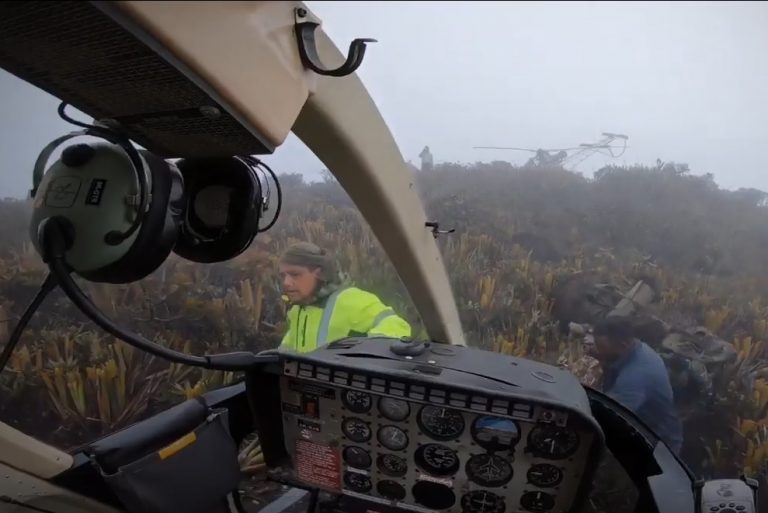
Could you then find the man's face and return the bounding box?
[594,335,626,363]
[279,263,321,304]
[583,333,599,358]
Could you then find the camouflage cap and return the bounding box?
[279,242,339,283]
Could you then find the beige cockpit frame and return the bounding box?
[104,0,466,346]
[0,0,465,505]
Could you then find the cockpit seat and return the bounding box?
[88,397,208,474]
[84,396,242,513]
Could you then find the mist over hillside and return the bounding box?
[1,161,768,504]
[278,160,768,278]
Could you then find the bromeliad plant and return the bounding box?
[2,164,768,492]
[38,333,166,443]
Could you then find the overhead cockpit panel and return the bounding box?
[0,1,314,158]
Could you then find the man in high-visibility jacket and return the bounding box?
[277,242,412,353]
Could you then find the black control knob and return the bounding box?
[390,338,428,357]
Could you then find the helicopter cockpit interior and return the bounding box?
[265,338,603,513]
[0,3,759,513]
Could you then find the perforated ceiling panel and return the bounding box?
[0,1,274,158]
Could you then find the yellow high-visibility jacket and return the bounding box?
[279,287,411,353]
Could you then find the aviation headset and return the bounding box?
[29,107,274,283]
[173,156,266,264]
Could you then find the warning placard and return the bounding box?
[296,440,342,491]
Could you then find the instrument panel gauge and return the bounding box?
[520,491,555,512]
[377,425,409,451]
[377,453,408,477]
[412,481,456,510]
[342,390,372,414]
[526,424,580,459]
[415,443,460,476]
[342,417,371,443]
[418,405,465,440]
[377,480,406,501]
[526,464,563,488]
[461,490,506,513]
[343,446,372,469]
[471,416,521,451]
[465,453,514,487]
[378,397,411,421]
[343,471,372,493]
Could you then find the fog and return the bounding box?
[2,2,768,492]
[1,0,767,198]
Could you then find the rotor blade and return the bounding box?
[474,146,584,152]
[473,146,538,152]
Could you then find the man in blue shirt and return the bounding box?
[593,316,684,455]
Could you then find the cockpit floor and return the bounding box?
[237,477,311,513]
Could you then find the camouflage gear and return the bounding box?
[661,327,737,365]
[558,324,603,388]
[657,327,735,420]
[660,352,711,420]
[559,353,603,388]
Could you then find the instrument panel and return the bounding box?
[279,360,598,513]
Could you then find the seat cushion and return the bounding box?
[87,397,208,474]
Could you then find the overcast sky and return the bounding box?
[1,1,767,198]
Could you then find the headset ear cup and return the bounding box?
[81,152,183,283]
[174,157,262,263]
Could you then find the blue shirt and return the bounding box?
[603,341,684,454]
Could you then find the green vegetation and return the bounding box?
[1,161,767,500]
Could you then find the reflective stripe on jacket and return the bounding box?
[279,287,411,353]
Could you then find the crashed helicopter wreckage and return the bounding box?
[554,275,738,417]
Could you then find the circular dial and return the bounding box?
[343,471,372,493]
[342,390,372,414]
[461,490,506,513]
[377,425,409,451]
[526,464,563,488]
[343,446,372,469]
[520,491,555,512]
[466,453,514,487]
[471,416,521,451]
[379,397,411,421]
[415,443,460,476]
[412,481,456,510]
[418,405,465,440]
[527,424,580,459]
[342,418,371,443]
[377,453,407,477]
[377,480,406,501]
